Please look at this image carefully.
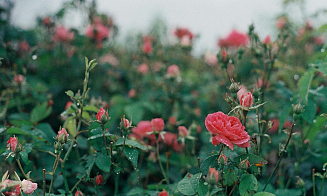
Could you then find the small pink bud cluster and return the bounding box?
[178,126,188,137]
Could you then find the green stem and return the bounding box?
[114,174,119,196]
[319,172,326,196]
[48,151,62,194]
[263,122,295,191]
[156,137,170,187]
[42,169,46,196]
[70,175,85,193]
[16,158,29,180]
[313,168,316,196]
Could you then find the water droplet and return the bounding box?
[229,59,233,64]
[204,182,208,185]
[321,49,325,53]
[294,75,299,80]
[32,55,38,60]
[313,120,316,123]
[77,103,80,106]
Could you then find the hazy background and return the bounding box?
[10,0,327,54]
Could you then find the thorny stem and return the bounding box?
[15,158,29,180]
[70,175,85,193]
[48,151,62,194]
[263,121,295,191]
[42,169,46,196]
[156,136,170,187]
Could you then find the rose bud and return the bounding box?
[7,137,18,152]
[240,92,254,109]
[158,190,168,196]
[75,190,84,196]
[96,108,109,124]
[95,175,103,185]
[239,159,250,169]
[21,180,38,194]
[123,118,131,129]
[178,126,188,137]
[218,154,227,165]
[57,128,69,144]
[208,168,219,184]
[168,116,176,126]
[151,118,165,132]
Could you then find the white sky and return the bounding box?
[10,0,327,54]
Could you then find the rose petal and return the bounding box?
[212,135,234,150]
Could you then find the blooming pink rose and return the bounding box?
[99,54,119,67]
[167,65,179,77]
[205,112,250,150]
[54,26,74,42]
[131,121,154,141]
[178,126,188,137]
[263,35,271,45]
[85,23,110,42]
[128,89,136,98]
[151,118,165,132]
[218,30,249,48]
[174,28,194,39]
[240,92,254,109]
[21,180,37,194]
[137,63,149,75]
[7,137,18,152]
[96,108,109,122]
[158,190,168,196]
[142,41,153,54]
[314,36,324,46]
[163,132,183,152]
[57,128,69,143]
[208,168,219,184]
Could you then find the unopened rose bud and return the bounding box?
[293,103,304,115]
[229,82,240,94]
[21,179,38,194]
[96,108,109,124]
[95,174,103,185]
[239,159,250,169]
[57,128,69,144]
[218,154,227,165]
[158,190,168,196]
[240,92,254,109]
[7,137,18,152]
[178,126,188,137]
[75,190,84,196]
[208,168,219,184]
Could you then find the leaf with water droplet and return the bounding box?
[95,152,111,173]
[123,146,138,169]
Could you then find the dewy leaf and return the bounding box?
[123,146,139,169]
[20,143,33,165]
[234,154,266,174]
[177,173,201,195]
[115,138,146,150]
[253,192,276,196]
[239,174,258,196]
[95,152,111,173]
[198,179,209,196]
[65,90,74,98]
[222,167,238,186]
[85,155,96,180]
[30,102,52,123]
[298,69,316,104]
[200,154,219,175]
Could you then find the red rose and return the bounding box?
[95,174,103,185]
[7,137,18,152]
[205,112,250,150]
[218,30,249,48]
[75,190,84,196]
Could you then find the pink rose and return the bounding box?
[163,132,183,152]
[204,52,218,66]
[142,41,153,54]
[123,118,130,128]
[178,126,188,137]
[13,75,25,84]
[21,180,37,194]
[314,36,324,46]
[151,118,165,132]
[180,35,191,46]
[168,116,176,125]
[85,23,110,42]
[65,101,73,110]
[240,92,254,109]
[205,112,250,150]
[137,63,149,75]
[95,174,103,185]
[75,190,84,196]
[174,28,194,39]
[7,137,18,152]
[20,41,30,52]
[54,26,74,42]
[276,17,287,29]
[158,190,168,196]
[208,168,219,184]
[128,89,136,98]
[57,128,69,143]
[263,35,271,45]
[218,30,249,48]
[167,65,179,77]
[131,121,154,140]
[96,108,109,122]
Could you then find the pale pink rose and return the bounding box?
[151,118,164,132]
[13,75,25,84]
[204,52,218,66]
[99,54,119,67]
[137,63,149,75]
[21,180,37,194]
[240,92,254,109]
[54,26,74,42]
[85,23,110,41]
[167,65,179,77]
[314,36,324,46]
[142,41,153,54]
[205,112,250,150]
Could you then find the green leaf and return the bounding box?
[65,90,74,98]
[300,98,317,124]
[6,127,26,135]
[200,154,219,175]
[198,179,209,196]
[123,146,139,169]
[305,116,327,140]
[298,69,316,104]
[88,60,98,72]
[177,173,201,195]
[124,103,144,124]
[83,105,99,113]
[85,155,96,180]
[126,187,144,196]
[95,152,111,173]
[115,138,146,150]
[30,102,52,123]
[234,154,266,174]
[87,132,113,140]
[223,167,238,186]
[275,189,302,196]
[89,127,104,151]
[253,192,276,196]
[20,143,33,165]
[239,174,258,196]
[316,63,327,76]
[63,116,76,137]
